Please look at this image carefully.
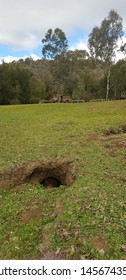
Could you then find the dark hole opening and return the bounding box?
[40,177,61,188]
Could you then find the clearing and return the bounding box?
[0,100,126,259]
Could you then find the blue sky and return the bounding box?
[0,0,126,63]
[0,28,87,59]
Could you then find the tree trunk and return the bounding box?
[114,84,117,99]
[106,67,111,100]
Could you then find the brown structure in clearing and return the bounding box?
[59,95,71,103]
[51,95,71,103]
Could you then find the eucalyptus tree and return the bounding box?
[110,60,126,99]
[42,28,68,60]
[120,42,126,56]
[88,9,123,100]
[42,28,68,97]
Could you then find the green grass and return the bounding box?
[0,100,126,259]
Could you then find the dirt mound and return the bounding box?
[0,158,76,190]
[104,123,126,136]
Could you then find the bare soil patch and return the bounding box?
[38,223,68,260]
[108,173,126,183]
[54,198,63,217]
[0,158,75,190]
[103,135,126,156]
[17,206,43,224]
[85,133,105,142]
[103,124,126,136]
[84,127,126,157]
[85,124,126,142]
[39,249,67,260]
[16,198,43,224]
[91,234,107,251]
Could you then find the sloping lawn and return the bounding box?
[0,100,126,259]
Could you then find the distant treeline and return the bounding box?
[0,55,126,105]
[1,10,126,105]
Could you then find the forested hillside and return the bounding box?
[0,9,126,105]
[0,56,126,105]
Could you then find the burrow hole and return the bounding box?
[0,159,75,190]
[40,177,62,188]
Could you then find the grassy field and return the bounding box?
[0,100,126,259]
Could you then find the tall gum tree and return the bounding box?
[41,28,68,99]
[42,28,68,60]
[88,9,123,100]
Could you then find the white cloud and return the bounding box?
[30,54,41,60]
[0,54,41,64]
[1,37,126,63]
[69,39,89,52]
[0,0,126,51]
[115,36,126,61]
[70,36,126,62]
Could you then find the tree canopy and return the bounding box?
[88,9,123,100]
[88,9,123,63]
[0,11,126,105]
[42,28,68,60]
